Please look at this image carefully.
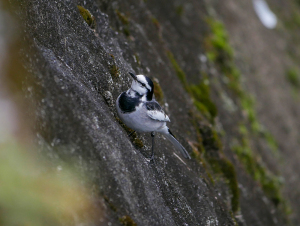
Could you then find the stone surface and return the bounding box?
[7,0,300,225]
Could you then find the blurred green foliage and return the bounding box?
[0,142,97,226]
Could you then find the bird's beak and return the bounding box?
[129,72,137,81]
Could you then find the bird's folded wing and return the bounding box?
[147,110,170,122]
[145,102,170,122]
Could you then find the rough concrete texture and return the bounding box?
[8,0,300,225]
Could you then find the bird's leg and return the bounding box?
[150,132,155,162]
[128,130,136,137]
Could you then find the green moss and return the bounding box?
[286,67,300,89]
[115,10,131,37]
[190,143,204,162]
[240,94,261,133]
[133,138,144,148]
[205,16,280,152]
[238,124,248,136]
[116,117,134,135]
[119,215,137,226]
[283,11,300,30]
[175,5,184,16]
[233,140,283,207]
[263,132,278,153]
[123,27,130,37]
[166,50,188,87]
[153,78,164,103]
[232,139,282,207]
[109,54,115,59]
[232,144,256,179]
[110,65,120,79]
[166,27,239,212]
[207,157,239,212]
[116,117,143,148]
[201,16,288,214]
[189,104,239,212]
[104,195,117,212]
[239,96,279,153]
[197,123,239,212]
[116,10,129,25]
[220,159,239,212]
[189,79,218,121]
[199,125,222,152]
[205,18,233,65]
[166,50,217,122]
[204,17,242,96]
[189,142,215,184]
[151,16,160,29]
[77,5,96,29]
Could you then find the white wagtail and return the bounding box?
[116,72,191,160]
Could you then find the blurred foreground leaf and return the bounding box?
[0,142,99,226]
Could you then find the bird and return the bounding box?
[116,72,191,161]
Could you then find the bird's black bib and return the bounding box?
[118,92,141,113]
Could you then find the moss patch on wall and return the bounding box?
[204,16,288,212]
[205,16,279,149]
[166,51,217,122]
[115,117,144,148]
[110,64,120,79]
[165,15,287,216]
[115,9,131,37]
[119,215,137,226]
[187,108,239,213]
[166,51,188,87]
[189,78,218,122]
[175,5,184,17]
[116,10,129,25]
[167,48,239,212]
[151,16,160,29]
[77,5,96,29]
[232,140,283,207]
[198,123,239,212]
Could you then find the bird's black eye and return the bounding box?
[141,83,145,87]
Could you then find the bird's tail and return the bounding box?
[162,127,191,159]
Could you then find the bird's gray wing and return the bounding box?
[145,101,170,122]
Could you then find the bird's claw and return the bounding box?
[149,155,154,162]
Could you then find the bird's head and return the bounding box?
[129,72,154,100]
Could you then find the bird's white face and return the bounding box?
[130,75,152,96]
